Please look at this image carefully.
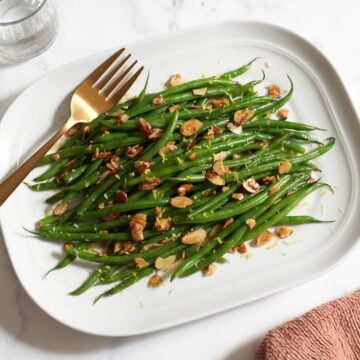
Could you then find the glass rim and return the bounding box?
[0,0,48,26]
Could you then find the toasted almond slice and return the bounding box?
[234,243,247,253]
[192,87,207,96]
[278,160,292,174]
[262,175,277,184]
[202,264,217,276]
[210,98,230,108]
[232,192,244,201]
[213,160,230,177]
[206,170,225,186]
[275,226,293,239]
[138,177,161,190]
[245,218,256,230]
[188,153,198,161]
[213,151,228,161]
[181,228,207,245]
[278,108,289,119]
[168,104,180,113]
[233,109,255,126]
[180,119,203,137]
[113,242,122,253]
[269,186,280,196]
[51,153,60,161]
[139,117,152,136]
[148,274,163,288]
[154,217,172,232]
[254,230,273,247]
[209,224,222,239]
[227,122,243,135]
[125,144,143,158]
[134,257,149,268]
[170,196,193,208]
[223,217,234,229]
[53,202,69,216]
[151,95,165,106]
[155,255,177,271]
[158,141,177,156]
[177,183,193,196]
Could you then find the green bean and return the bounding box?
[34,158,70,182]
[275,215,334,225]
[69,269,101,296]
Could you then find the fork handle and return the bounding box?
[0,127,66,206]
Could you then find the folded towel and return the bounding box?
[256,291,360,360]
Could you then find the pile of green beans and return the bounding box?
[29,59,335,302]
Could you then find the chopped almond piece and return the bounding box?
[53,202,69,216]
[232,193,244,201]
[154,217,172,232]
[148,274,163,288]
[166,74,183,88]
[113,242,122,253]
[155,255,177,271]
[213,151,228,161]
[180,119,203,137]
[158,141,177,157]
[188,153,198,161]
[148,128,163,139]
[254,230,273,247]
[267,84,281,98]
[66,123,82,137]
[206,170,225,186]
[221,186,229,192]
[138,177,161,190]
[202,264,217,277]
[139,117,152,137]
[227,122,243,135]
[177,183,193,196]
[134,160,153,174]
[181,228,207,245]
[262,176,277,185]
[134,257,149,268]
[269,186,280,196]
[278,108,289,119]
[170,196,193,208]
[192,87,207,96]
[275,226,293,239]
[223,217,234,229]
[235,243,247,253]
[246,218,256,230]
[232,154,240,160]
[125,144,143,158]
[168,104,180,113]
[115,113,129,125]
[151,95,165,106]
[243,178,260,193]
[122,241,135,253]
[129,213,147,242]
[210,98,230,108]
[233,109,255,126]
[278,160,292,174]
[203,126,215,140]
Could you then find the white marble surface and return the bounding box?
[1,1,360,359]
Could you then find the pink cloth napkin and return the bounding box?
[256,291,360,360]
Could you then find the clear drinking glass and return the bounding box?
[0,0,58,63]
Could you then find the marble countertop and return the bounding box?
[1,1,360,359]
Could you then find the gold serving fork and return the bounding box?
[0,48,143,205]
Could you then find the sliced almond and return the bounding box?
[125,144,143,158]
[210,98,230,108]
[168,104,180,113]
[213,160,230,177]
[223,217,234,229]
[180,119,203,137]
[254,230,273,247]
[138,177,161,191]
[155,255,177,271]
[245,218,256,230]
[213,151,228,161]
[206,170,225,186]
[209,224,222,239]
[192,87,207,96]
[122,241,136,253]
[139,117,152,136]
[188,153,198,161]
[148,128,163,140]
[232,154,240,160]
[181,228,207,245]
[233,109,255,126]
[170,196,193,208]
[227,122,243,135]
[134,257,149,268]
[51,153,60,161]
[134,160,153,174]
[158,141,177,156]
[113,242,122,253]
[269,186,280,196]
[202,264,217,276]
[234,243,247,253]
[177,183,193,196]
[151,95,165,106]
[148,274,163,288]
[154,217,172,232]
[232,193,244,201]
[242,178,260,193]
[53,202,69,216]
[221,186,229,192]
[275,226,293,239]
[278,160,292,174]
[129,213,147,242]
[262,176,277,185]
